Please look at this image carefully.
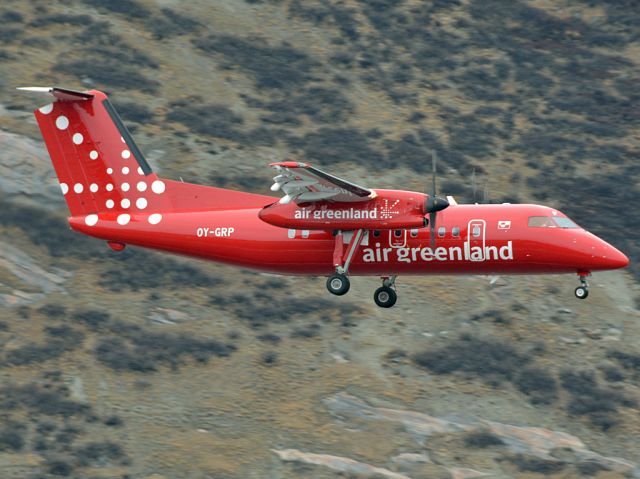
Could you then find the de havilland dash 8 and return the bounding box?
[19,87,629,308]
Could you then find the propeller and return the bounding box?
[424,150,450,247]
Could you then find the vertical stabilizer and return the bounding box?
[20,87,170,226]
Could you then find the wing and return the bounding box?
[269,162,373,204]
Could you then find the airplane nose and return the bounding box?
[591,236,629,270]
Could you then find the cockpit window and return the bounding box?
[528,216,556,227]
[553,217,579,228]
[528,216,579,228]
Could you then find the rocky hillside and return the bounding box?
[1,1,639,478]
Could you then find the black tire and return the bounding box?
[374,286,397,308]
[575,286,589,299]
[327,274,350,296]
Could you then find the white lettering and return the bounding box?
[397,247,411,263]
[499,242,513,260]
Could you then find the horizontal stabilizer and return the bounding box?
[17,86,94,101]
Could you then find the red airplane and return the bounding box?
[19,87,629,307]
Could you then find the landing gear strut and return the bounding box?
[326,229,364,296]
[374,276,397,308]
[574,272,590,299]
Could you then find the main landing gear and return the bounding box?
[325,229,399,307]
[374,276,397,308]
[326,273,350,296]
[574,271,590,299]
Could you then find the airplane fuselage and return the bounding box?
[69,199,627,277]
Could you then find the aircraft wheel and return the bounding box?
[374,286,397,308]
[327,273,350,296]
[574,286,589,299]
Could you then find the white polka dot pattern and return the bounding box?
[90,183,98,193]
[121,199,130,208]
[137,181,147,192]
[56,116,69,130]
[106,199,114,209]
[122,183,130,192]
[122,167,129,175]
[72,133,83,145]
[74,183,83,193]
[136,198,147,209]
[106,184,114,192]
[90,150,98,160]
[148,213,162,225]
[39,103,53,114]
[85,214,98,226]
[151,180,165,194]
[122,150,131,159]
[117,214,130,225]
[60,183,68,195]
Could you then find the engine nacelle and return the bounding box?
[259,189,428,230]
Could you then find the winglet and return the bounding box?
[17,86,94,101]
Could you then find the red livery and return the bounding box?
[20,87,629,307]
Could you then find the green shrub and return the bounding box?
[464,430,504,448]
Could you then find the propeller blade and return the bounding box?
[471,167,477,203]
[431,150,437,196]
[430,211,436,248]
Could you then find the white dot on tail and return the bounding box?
[136,198,147,209]
[74,183,83,193]
[122,167,129,175]
[90,183,98,193]
[39,103,53,115]
[148,213,162,225]
[121,136,125,143]
[117,214,130,225]
[90,150,98,160]
[106,184,114,192]
[72,133,83,145]
[122,183,130,192]
[85,214,98,226]
[137,181,147,192]
[56,115,69,130]
[107,167,113,174]
[122,150,131,159]
[151,180,165,194]
[60,183,68,195]
[106,199,114,209]
[121,199,130,208]
[137,167,144,175]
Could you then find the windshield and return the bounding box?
[553,217,579,228]
[528,216,579,228]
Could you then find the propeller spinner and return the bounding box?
[424,150,450,247]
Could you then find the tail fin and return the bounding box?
[19,87,171,221]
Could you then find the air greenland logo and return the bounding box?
[362,241,514,263]
[295,207,378,220]
[294,199,401,221]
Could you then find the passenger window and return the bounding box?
[472,225,481,237]
[410,229,418,238]
[373,230,380,237]
[452,226,460,238]
[528,216,556,228]
[394,229,402,237]
[437,226,446,238]
[287,229,296,239]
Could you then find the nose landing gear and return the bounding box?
[574,272,590,299]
